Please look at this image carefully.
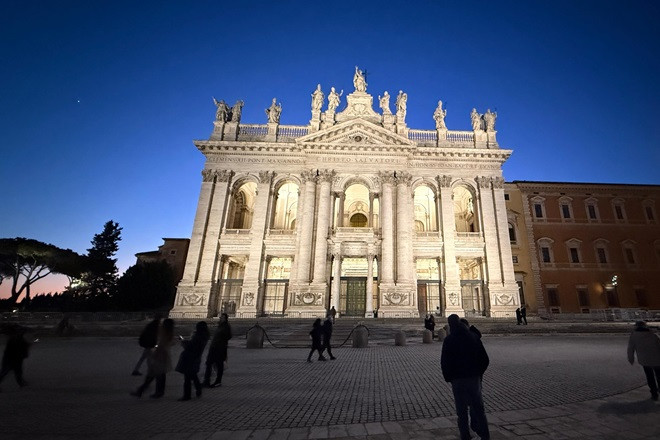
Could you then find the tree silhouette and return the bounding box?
[83,220,122,300]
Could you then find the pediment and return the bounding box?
[296,119,414,147]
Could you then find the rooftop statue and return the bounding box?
[353,66,367,92]
[433,100,447,130]
[396,90,407,120]
[213,97,230,122]
[378,91,391,115]
[230,100,244,123]
[470,108,483,131]
[484,109,497,131]
[311,84,324,112]
[327,87,343,112]
[265,98,282,124]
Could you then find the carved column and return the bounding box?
[296,170,317,283]
[173,169,233,318]
[491,177,519,315]
[337,192,345,227]
[238,171,274,318]
[476,176,503,292]
[312,170,335,284]
[437,175,462,315]
[396,172,413,283]
[379,172,395,284]
[287,187,304,285]
[368,192,375,227]
[365,253,374,317]
[331,253,341,311]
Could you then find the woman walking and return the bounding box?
[131,318,175,398]
[307,318,326,362]
[175,321,210,401]
[203,313,232,388]
[627,320,660,401]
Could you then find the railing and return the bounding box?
[237,124,268,137]
[335,227,375,234]
[224,229,251,235]
[456,232,483,238]
[415,231,440,237]
[408,129,437,142]
[445,131,474,143]
[278,125,309,138]
[268,229,295,235]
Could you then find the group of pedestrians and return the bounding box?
[130,313,232,401]
[307,316,336,362]
[515,305,528,325]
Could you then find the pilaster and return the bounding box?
[437,175,462,316]
[365,253,374,317]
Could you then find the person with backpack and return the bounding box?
[131,318,175,398]
[175,321,210,401]
[132,314,161,376]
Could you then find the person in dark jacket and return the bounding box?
[132,315,161,376]
[175,321,210,401]
[131,318,175,399]
[307,318,326,362]
[0,325,30,388]
[515,308,522,325]
[441,314,490,440]
[203,313,232,388]
[520,305,528,325]
[627,320,660,401]
[460,318,482,339]
[321,316,336,360]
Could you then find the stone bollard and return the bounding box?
[352,326,368,348]
[437,327,447,342]
[422,329,433,344]
[246,326,265,349]
[394,330,407,346]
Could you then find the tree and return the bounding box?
[0,238,86,305]
[114,260,176,311]
[83,220,122,299]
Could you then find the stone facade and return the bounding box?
[170,69,520,319]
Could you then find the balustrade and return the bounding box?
[278,125,309,138]
[408,129,437,142]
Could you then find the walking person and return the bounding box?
[132,314,161,376]
[515,308,522,325]
[0,325,31,389]
[330,306,337,323]
[627,320,660,401]
[441,314,490,440]
[307,318,326,362]
[175,321,210,401]
[461,318,482,339]
[203,313,232,388]
[131,318,175,399]
[520,305,528,325]
[322,316,336,360]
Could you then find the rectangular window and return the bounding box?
[635,289,648,307]
[625,248,635,264]
[561,204,571,219]
[606,289,620,307]
[615,205,624,220]
[577,289,589,307]
[534,204,543,218]
[508,224,517,243]
[597,247,608,264]
[541,247,551,263]
[504,193,510,201]
[587,204,597,219]
[570,248,580,263]
[547,288,560,307]
[512,255,518,264]
[645,206,654,221]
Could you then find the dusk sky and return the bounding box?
[2,1,659,298]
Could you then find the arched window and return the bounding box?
[227,181,257,229]
[350,213,368,227]
[414,185,438,232]
[342,183,370,228]
[453,185,479,233]
[271,182,299,230]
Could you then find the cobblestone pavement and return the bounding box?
[0,334,658,439]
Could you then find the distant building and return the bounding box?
[135,238,190,283]
[509,181,660,315]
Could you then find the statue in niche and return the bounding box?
[213,97,230,122]
[470,108,482,131]
[433,100,447,130]
[230,100,244,123]
[265,98,282,124]
[396,90,407,120]
[311,84,324,112]
[483,109,497,131]
[327,87,343,112]
[353,66,367,92]
[378,91,391,114]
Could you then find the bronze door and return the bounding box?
[345,278,366,316]
[417,284,428,315]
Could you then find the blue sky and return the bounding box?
[1,1,659,297]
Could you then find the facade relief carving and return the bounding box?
[301,170,318,183]
[181,293,205,307]
[395,171,413,186]
[491,176,505,189]
[317,169,336,183]
[258,171,274,183]
[437,175,453,188]
[378,171,397,186]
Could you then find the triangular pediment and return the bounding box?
[297,119,414,147]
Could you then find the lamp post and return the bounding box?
[611,275,619,307]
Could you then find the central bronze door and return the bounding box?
[344,277,366,316]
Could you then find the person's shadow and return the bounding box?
[598,399,659,415]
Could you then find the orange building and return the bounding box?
[509,181,660,315]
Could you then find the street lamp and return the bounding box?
[611,275,619,307]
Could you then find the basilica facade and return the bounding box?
[170,68,520,319]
